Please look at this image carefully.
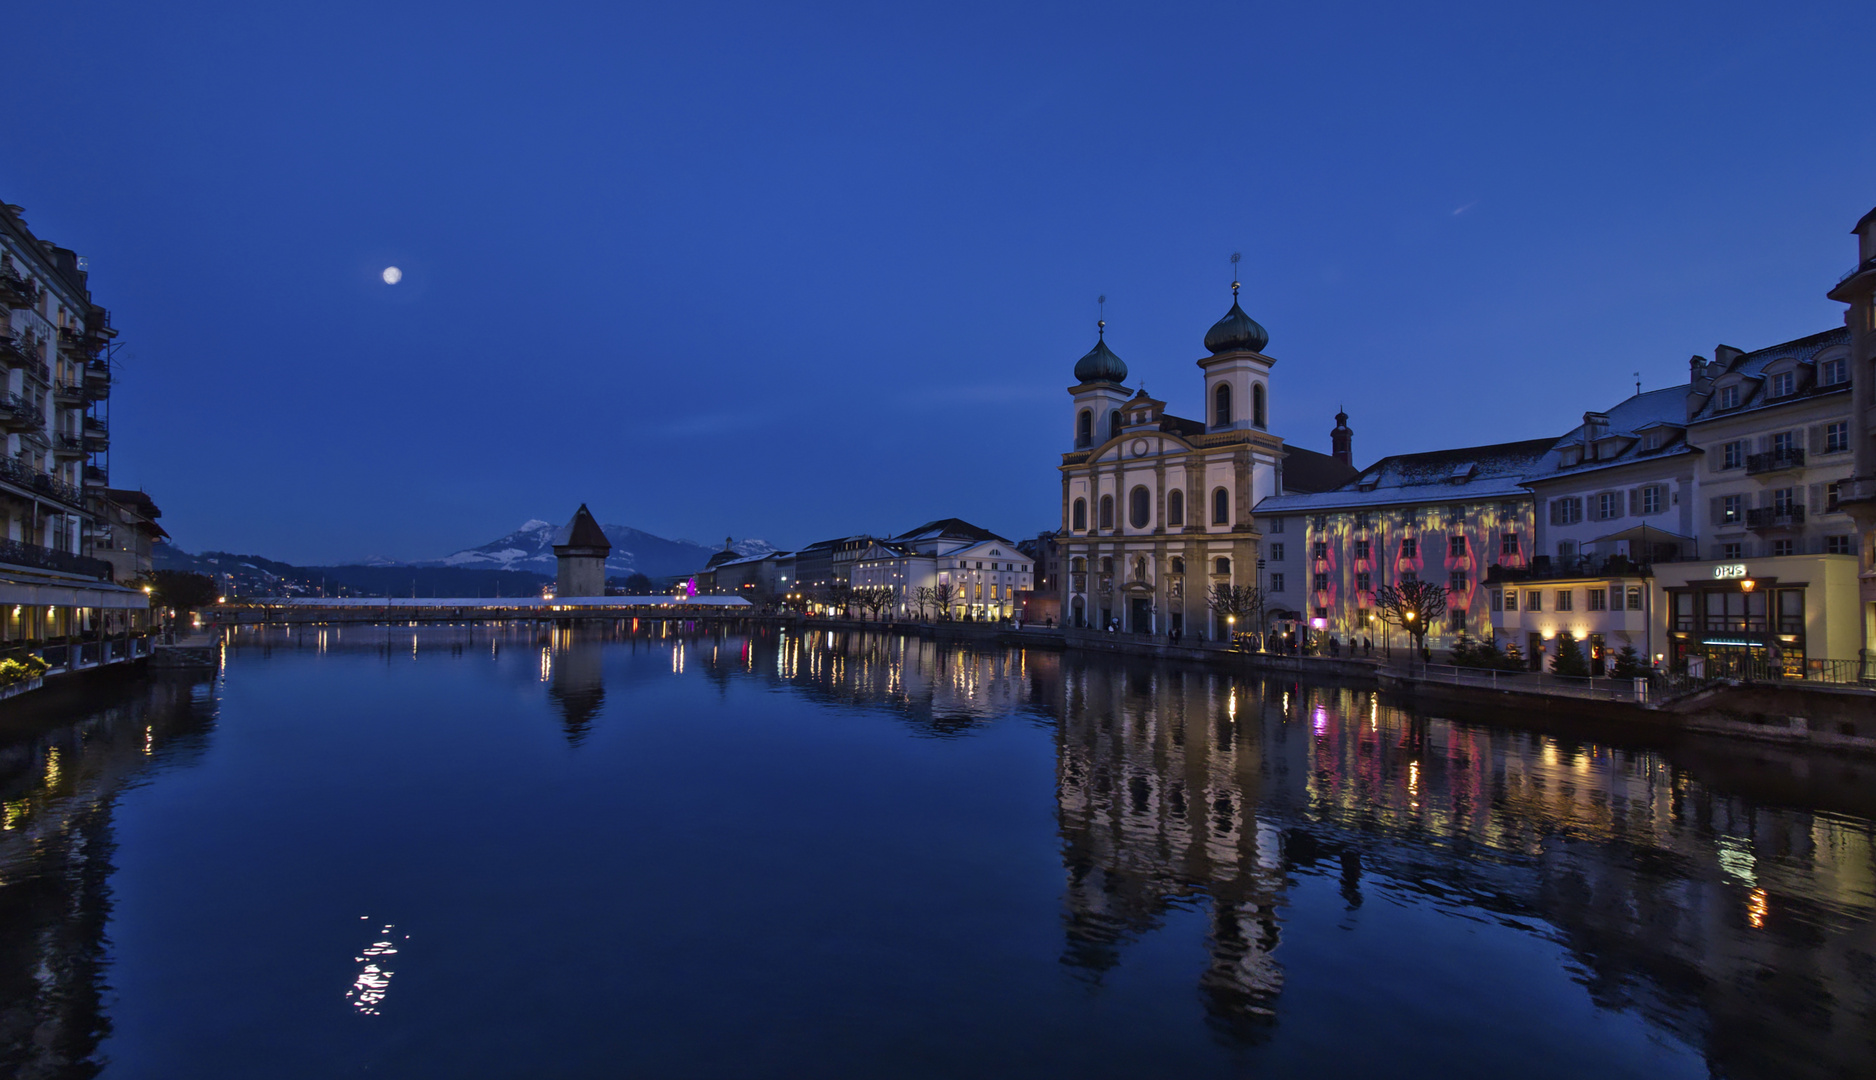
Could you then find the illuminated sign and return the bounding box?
[1713,564,1748,579]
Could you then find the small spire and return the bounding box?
[1230,252,1242,300]
[1097,294,1106,339]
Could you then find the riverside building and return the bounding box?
[1055,285,1353,637]
[0,199,148,647]
[849,518,1033,621]
[1825,203,1876,665]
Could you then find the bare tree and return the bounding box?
[1373,579,1448,659]
[856,586,894,620]
[1207,583,1262,643]
[910,586,933,621]
[930,581,956,620]
[823,581,856,619]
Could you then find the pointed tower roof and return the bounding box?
[553,504,612,552]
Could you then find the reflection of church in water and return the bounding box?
[1054,662,1297,1037]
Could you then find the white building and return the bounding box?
[1056,286,1354,637]
[849,518,1033,620]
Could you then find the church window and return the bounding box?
[1168,490,1184,527]
[1129,486,1151,529]
[1214,383,1232,427]
[1215,557,1231,574]
[1252,383,1266,428]
[1076,409,1092,447]
[1099,495,1114,530]
[1100,557,1114,574]
[1070,557,1085,573]
[1171,557,1185,573]
[1212,487,1229,525]
[1072,498,1087,531]
[1110,410,1122,439]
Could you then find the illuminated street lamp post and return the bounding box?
[1227,613,1236,650]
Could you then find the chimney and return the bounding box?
[1714,345,1744,369]
[1330,409,1354,467]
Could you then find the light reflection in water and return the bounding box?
[346,918,404,1016]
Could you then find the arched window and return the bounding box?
[1070,557,1086,573]
[1167,490,1184,527]
[1099,494,1114,530]
[1133,556,1148,580]
[1100,556,1114,574]
[1110,410,1122,440]
[1128,485,1151,529]
[1171,556,1185,573]
[1252,383,1266,428]
[1076,409,1092,447]
[1212,487,1230,525]
[1214,556,1231,575]
[1214,383,1232,427]
[1071,498,1087,531]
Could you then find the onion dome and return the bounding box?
[1204,283,1268,354]
[1073,323,1128,384]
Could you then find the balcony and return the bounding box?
[0,536,112,580]
[0,331,30,367]
[0,455,87,509]
[52,433,84,459]
[82,360,110,397]
[0,393,38,431]
[52,381,84,405]
[82,464,107,489]
[1746,505,1805,531]
[0,270,37,310]
[57,326,97,360]
[1831,476,1876,509]
[82,416,107,441]
[1745,449,1805,475]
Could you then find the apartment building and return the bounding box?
[0,199,149,644]
[1826,202,1876,663]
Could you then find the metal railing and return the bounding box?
[1397,661,1650,701]
[1679,654,1871,687]
[1746,449,1805,474]
[0,454,88,508]
[0,536,114,579]
[1746,506,1805,529]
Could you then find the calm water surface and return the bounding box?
[3,623,1874,1078]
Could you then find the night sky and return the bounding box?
[8,1,1873,563]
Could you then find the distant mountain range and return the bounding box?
[153,520,776,598]
[422,520,774,579]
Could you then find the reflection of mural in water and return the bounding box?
[1052,660,1876,1077]
[0,676,219,1079]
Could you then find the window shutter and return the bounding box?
[1808,483,1824,514]
[1628,488,1640,516]
[1809,425,1825,454]
[1709,497,1722,526]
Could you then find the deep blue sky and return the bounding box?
[9,1,1874,563]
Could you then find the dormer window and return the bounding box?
[1768,371,1795,398]
[1644,431,1663,451]
[1717,385,1740,410]
[1821,357,1847,385]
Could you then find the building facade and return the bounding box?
[1256,440,1551,653]
[1825,203,1876,665]
[849,518,1034,620]
[0,199,148,647]
[1057,288,1303,637]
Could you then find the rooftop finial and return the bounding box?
[1230,251,1241,298]
[1634,371,1642,395]
[1097,294,1107,339]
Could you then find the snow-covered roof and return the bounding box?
[1256,438,1554,514]
[1527,385,1698,484]
[1688,326,1850,423]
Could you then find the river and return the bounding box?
[1,622,1871,1078]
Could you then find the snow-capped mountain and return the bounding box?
[423,520,774,579]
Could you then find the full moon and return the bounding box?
[381,266,402,285]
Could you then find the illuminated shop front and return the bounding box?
[1489,572,1653,672]
[1656,554,1860,674]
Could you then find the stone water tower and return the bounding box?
[553,504,611,598]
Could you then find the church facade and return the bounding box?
[1056,287,1344,637]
